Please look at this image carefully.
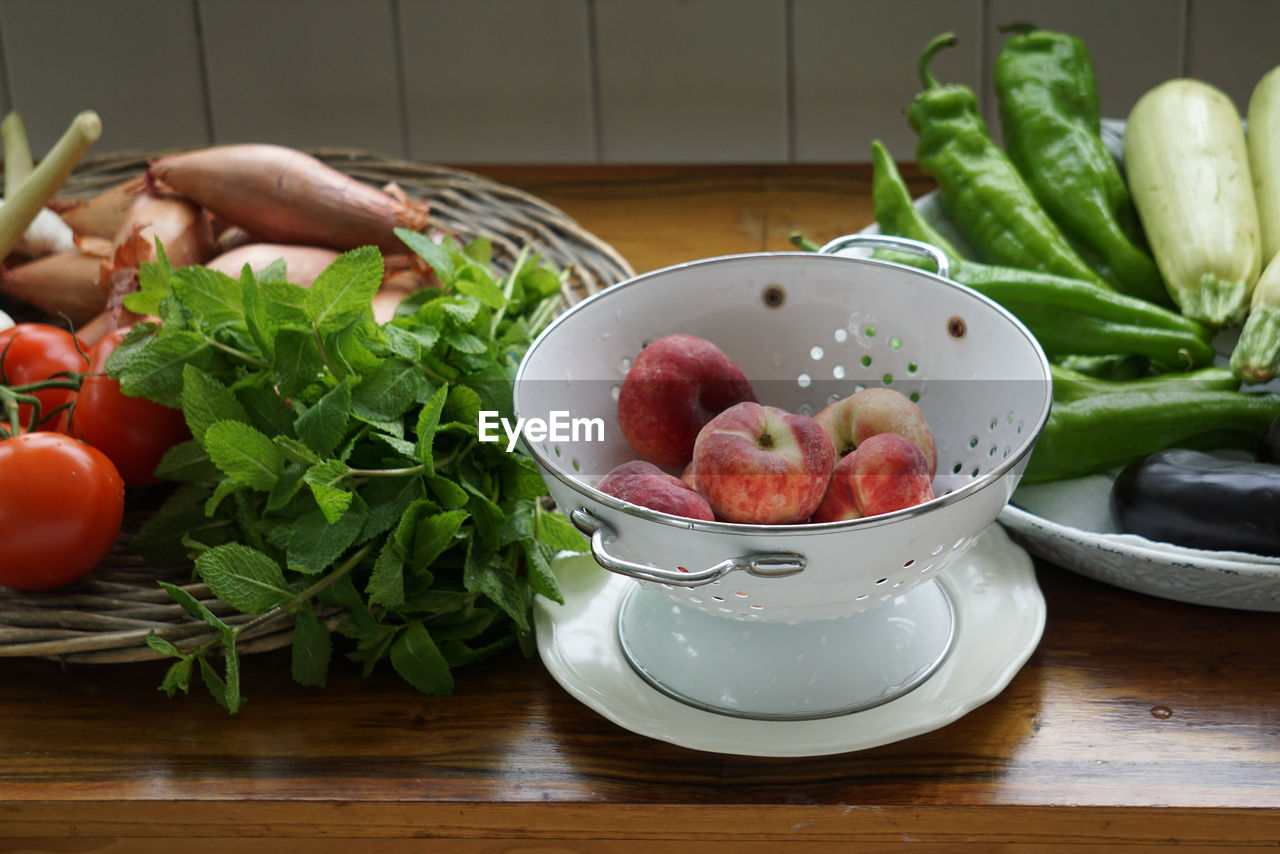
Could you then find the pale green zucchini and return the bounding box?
[1250,66,1280,264]
[1124,80,1261,327]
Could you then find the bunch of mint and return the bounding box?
[110,228,587,712]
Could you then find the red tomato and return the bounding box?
[0,324,89,432]
[66,327,190,486]
[0,432,124,591]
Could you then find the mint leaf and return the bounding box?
[158,580,231,632]
[258,278,310,326]
[145,632,186,659]
[303,459,353,524]
[287,497,367,575]
[537,507,590,553]
[395,227,454,279]
[195,543,293,614]
[295,380,351,458]
[390,622,453,696]
[274,435,322,466]
[152,439,218,483]
[158,655,194,697]
[305,246,382,332]
[427,475,468,509]
[290,603,332,688]
[463,543,529,632]
[203,420,285,490]
[197,649,244,714]
[367,538,405,610]
[454,267,507,310]
[242,269,274,357]
[181,364,249,442]
[351,358,432,422]
[172,265,243,328]
[114,329,216,408]
[272,329,326,398]
[523,539,565,604]
[124,258,174,315]
[133,483,225,561]
[236,385,296,438]
[411,508,469,570]
[414,384,448,473]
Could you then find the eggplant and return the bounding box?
[1111,448,1280,556]
[1258,415,1280,464]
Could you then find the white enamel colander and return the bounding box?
[513,234,1053,720]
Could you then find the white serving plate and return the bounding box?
[534,524,1045,757]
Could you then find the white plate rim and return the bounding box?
[534,524,1045,757]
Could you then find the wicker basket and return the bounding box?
[0,148,635,664]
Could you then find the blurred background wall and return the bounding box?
[0,0,1273,163]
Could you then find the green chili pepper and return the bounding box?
[1053,354,1151,380]
[906,33,1101,284]
[1049,364,1239,403]
[994,25,1169,307]
[868,140,1214,370]
[1023,389,1280,482]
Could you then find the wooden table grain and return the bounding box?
[3,165,1279,852]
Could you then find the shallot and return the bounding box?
[52,175,146,240]
[147,144,430,253]
[205,243,339,286]
[107,190,215,271]
[1,249,106,325]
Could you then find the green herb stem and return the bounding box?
[206,337,270,369]
[347,464,427,478]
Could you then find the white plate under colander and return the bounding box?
[514,234,1053,719]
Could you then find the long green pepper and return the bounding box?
[1023,389,1280,482]
[994,25,1168,306]
[907,33,1101,284]
[868,140,1214,370]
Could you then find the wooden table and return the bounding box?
[3,166,1279,852]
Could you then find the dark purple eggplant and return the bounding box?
[1111,449,1280,556]
[1257,415,1280,463]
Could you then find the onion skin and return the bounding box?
[205,243,339,286]
[109,190,215,270]
[0,250,106,325]
[147,144,430,253]
[51,176,146,240]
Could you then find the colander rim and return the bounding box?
[512,249,1054,537]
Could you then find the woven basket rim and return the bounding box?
[0,146,635,664]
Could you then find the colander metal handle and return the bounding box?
[570,508,805,588]
[817,233,952,279]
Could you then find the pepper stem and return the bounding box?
[918,32,958,89]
